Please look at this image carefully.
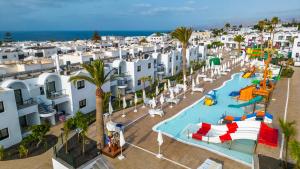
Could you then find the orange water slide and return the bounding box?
[238,86,255,101]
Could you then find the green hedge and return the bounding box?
[281,67,294,78]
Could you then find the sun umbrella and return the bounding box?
[211,70,214,78]
[164,82,167,91]
[156,131,163,158]
[211,62,215,69]
[109,101,113,115]
[190,67,193,75]
[168,79,171,88]
[156,86,159,96]
[142,90,146,101]
[159,94,164,109]
[118,130,126,160]
[151,97,156,108]
[122,97,127,117]
[134,93,138,112]
[183,75,187,83]
[202,66,205,73]
[192,79,195,89]
[196,76,200,85]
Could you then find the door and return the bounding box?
[14,89,23,106]
[46,81,56,98]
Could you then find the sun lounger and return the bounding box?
[221,71,227,75]
[198,74,207,78]
[197,159,222,169]
[144,98,153,106]
[192,87,204,92]
[166,98,180,104]
[106,121,124,132]
[225,69,231,72]
[203,78,214,82]
[148,109,164,117]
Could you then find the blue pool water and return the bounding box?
[153,73,256,165]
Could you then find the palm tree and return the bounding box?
[279,118,296,168]
[289,140,300,169]
[271,17,280,47]
[257,20,266,58]
[140,76,152,90]
[69,60,115,149]
[74,111,88,154]
[91,31,101,43]
[233,35,245,57]
[171,27,192,79]
[63,118,74,154]
[225,23,231,30]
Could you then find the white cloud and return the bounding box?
[140,6,196,15]
[133,3,152,8]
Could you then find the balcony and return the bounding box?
[17,98,39,117]
[17,98,37,110]
[47,89,69,105]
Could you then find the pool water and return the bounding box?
[153,73,256,166]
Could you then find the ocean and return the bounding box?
[0,31,170,42]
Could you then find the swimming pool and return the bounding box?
[153,73,256,166]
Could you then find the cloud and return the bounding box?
[140,6,197,15]
[133,3,152,8]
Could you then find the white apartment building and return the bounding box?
[0,65,113,148]
[292,38,300,64]
[146,33,170,44]
[0,47,27,63]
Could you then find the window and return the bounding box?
[148,63,151,69]
[175,66,178,71]
[2,56,7,59]
[154,59,156,64]
[296,53,299,58]
[176,55,178,60]
[0,101,4,113]
[169,57,172,62]
[297,42,300,47]
[40,87,45,95]
[137,80,141,86]
[79,99,86,108]
[137,65,141,72]
[0,128,9,141]
[169,68,171,73]
[77,80,85,89]
[278,36,284,40]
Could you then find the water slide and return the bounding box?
[219,111,273,124]
[228,96,263,108]
[190,121,261,143]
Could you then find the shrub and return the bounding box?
[281,67,294,78]
[18,145,28,158]
[0,145,4,160]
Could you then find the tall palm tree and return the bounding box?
[271,17,280,47]
[279,118,296,168]
[171,27,192,79]
[289,140,300,169]
[69,60,115,149]
[257,20,266,58]
[233,35,245,57]
[140,76,152,90]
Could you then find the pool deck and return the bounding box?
[1,66,299,169]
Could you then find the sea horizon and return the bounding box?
[0,30,171,42]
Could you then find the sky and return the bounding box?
[0,0,300,31]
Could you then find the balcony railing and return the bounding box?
[47,89,67,100]
[17,98,37,110]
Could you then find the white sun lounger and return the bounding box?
[197,159,222,169]
[144,98,153,106]
[198,74,207,78]
[166,98,180,104]
[221,71,227,75]
[148,109,164,117]
[225,69,231,72]
[203,78,214,82]
[192,87,204,92]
